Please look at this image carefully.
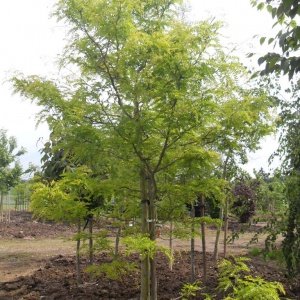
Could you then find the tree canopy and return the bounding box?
[12,0,277,297]
[0,129,25,194]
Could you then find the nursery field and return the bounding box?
[0,212,299,299]
[2,0,300,299]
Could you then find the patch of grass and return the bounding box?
[263,249,285,265]
[248,247,262,257]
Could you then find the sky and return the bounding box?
[0,0,279,174]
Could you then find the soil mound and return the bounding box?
[0,211,75,239]
[0,252,299,299]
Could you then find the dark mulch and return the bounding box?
[0,251,299,300]
[0,211,75,239]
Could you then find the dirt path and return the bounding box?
[157,228,269,254]
[0,212,279,283]
[0,229,269,282]
[0,213,298,299]
[0,238,75,281]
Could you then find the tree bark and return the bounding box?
[140,166,150,300]
[149,173,157,300]
[115,225,121,257]
[199,195,207,281]
[169,220,173,271]
[76,220,82,285]
[191,204,195,282]
[215,154,229,261]
[88,216,93,265]
[213,207,223,261]
[223,197,229,258]
[0,192,3,222]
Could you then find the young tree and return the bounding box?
[13,1,275,298]
[255,169,286,214]
[30,166,101,283]
[0,129,25,218]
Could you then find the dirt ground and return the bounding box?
[0,212,299,299]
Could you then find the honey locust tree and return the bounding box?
[13,0,274,298]
[211,89,275,259]
[30,166,104,283]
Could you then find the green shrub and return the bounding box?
[180,281,201,300]
[218,257,285,300]
[86,259,136,281]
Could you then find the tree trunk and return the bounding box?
[140,166,150,300]
[191,204,195,282]
[221,154,230,258]
[169,220,173,271]
[0,192,3,222]
[149,174,157,300]
[76,220,82,285]
[7,192,11,223]
[88,216,93,265]
[224,197,229,258]
[199,195,207,281]
[115,226,121,257]
[213,207,223,261]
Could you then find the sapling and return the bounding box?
[199,195,207,281]
[29,167,97,284]
[191,204,196,282]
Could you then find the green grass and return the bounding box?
[248,247,262,257]
[263,249,285,265]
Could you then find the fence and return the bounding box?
[0,191,30,222]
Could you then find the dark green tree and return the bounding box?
[252,0,300,275]
[252,0,300,78]
[0,129,25,214]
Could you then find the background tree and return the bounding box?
[279,84,300,275]
[232,177,258,224]
[252,0,300,78]
[254,169,286,214]
[252,0,300,276]
[0,129,25,216]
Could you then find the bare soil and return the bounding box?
[0,212,299,299]
[0,211,75,239]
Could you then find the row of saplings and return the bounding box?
[30,175,286,300]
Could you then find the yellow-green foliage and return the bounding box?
[225,276,286,300]
[91,231,112,252]
[218,257,285,300]
[198,216,222,228]
[86,260,137,281]
[30,181,87,222]
[74,230,112,253]
[218,257,250,292]
[29,167,100,223]
[123,235,172,262]
[180,281,201,300]
[172,221,199,240]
